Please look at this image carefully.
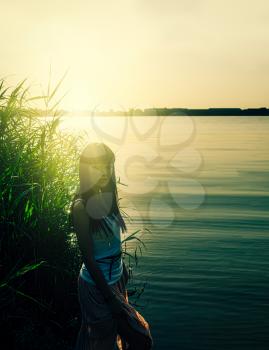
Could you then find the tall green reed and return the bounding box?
[0,75,83,348]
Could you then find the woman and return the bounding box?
[71,142,153,350]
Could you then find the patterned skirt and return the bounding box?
[74,263,153,349]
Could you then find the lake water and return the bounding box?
[58,115,269,350]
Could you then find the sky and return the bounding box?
[1,0,269,111]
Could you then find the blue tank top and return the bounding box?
[79,211,123,286]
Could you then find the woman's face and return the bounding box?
[90,160,113,188]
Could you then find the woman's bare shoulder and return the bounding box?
[72,198,86,216]
[72,199,91,236]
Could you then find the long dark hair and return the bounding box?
[70,142,127,239]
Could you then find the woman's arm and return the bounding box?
[72,201,116,302]
[122,260,129,285]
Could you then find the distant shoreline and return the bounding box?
[61,107,269,116]
[35,107,269,117]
